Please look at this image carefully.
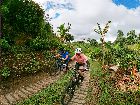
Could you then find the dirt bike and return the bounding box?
[61,65,85,105]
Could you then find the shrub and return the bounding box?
[0,38,10,50]
[0,67,11,78]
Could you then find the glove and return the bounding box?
[62,58,65,60]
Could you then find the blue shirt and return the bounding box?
[60,51,70,63]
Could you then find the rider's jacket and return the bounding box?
[59,51,70,64]
[71,53,88,64]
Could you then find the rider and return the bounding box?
[55,48,70,71]
[69,48,88,81]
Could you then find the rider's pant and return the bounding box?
[64,60,69,70]
[75,62,85,71]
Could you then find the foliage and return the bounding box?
[0,38,10,50]
[114,30,125,44]
[2,0,44,42]
[90,47,102,61]
[0,67,11,78]
[0,0,73,84]
[57,23,74,43]
[87,38,98,46]
[94,21,111,36]
[89,61,140,105]
[114,30,139,46]
[10,45,29,54]
[126,30,138,45]
[89,29,140,71]
[65,33,74,42]
[94,21,112,66]
[1,51,55,75]
[29,36,49,51]
[104,42,138,71]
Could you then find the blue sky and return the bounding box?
[45,1,74,11]
[51,13,60,19]
[113,0,140,9]
[44,1,74,19]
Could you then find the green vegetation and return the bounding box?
[0,0,74,80]
[94,21,112,66]
[57,23,74,43]
[89,61,140,105]
[0,67,11,79]
[72,28,140,105]
[1,0,140,104]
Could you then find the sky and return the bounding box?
[33,0,140,42]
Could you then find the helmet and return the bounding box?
[75,48,82,54]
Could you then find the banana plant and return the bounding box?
[94,21,111,67]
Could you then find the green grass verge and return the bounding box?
[89,60,140,105]
[16,70,74,105]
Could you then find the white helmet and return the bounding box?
[75,48,82,54]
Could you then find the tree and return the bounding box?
[57,23,74,43]
[114,30,126,46]
[87,38,98,46]
[106,41,112,49]
[2,0,44,44]
[138,34,140,40]
[65,33,74,42]
[126,30,137,45]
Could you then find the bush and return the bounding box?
[30,36,62,51]
[2,0,44,38]
[0,38,10,50]
[0,67,11,78]
[90,47,102,61]
[12,52,49,74]
[30,36,49,51]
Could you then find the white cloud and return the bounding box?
[33,0,46,4]
[33,0,140,42]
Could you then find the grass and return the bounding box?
[85,60,102,105]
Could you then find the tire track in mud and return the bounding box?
[0,73,62,105]
[68,71,90,105]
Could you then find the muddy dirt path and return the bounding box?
[0,72,62,105]
[0,71,50,95]
[68,71,90,105]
